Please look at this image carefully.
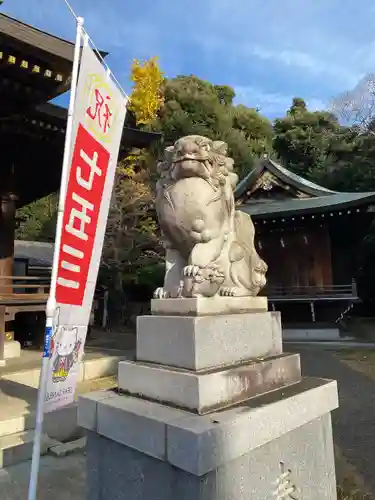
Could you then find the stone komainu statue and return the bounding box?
[154,135,267,299]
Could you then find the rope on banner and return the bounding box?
[62,0,130,103]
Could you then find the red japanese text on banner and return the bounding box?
[56,125,110,306]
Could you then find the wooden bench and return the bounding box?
[0,276,50,362]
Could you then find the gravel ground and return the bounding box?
[333,349,375,381]
[0,451,85,500]
[291,345,375,496]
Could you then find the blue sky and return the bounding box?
[2,0,375,119]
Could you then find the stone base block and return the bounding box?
[118,353,301,414]
[4,341,21,359]
[151,296,268,316]
[79,377,338,500]
[283,328,341,341]
[137,312,282,370]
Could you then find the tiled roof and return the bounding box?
[239,192,375,219]
[267,159,336,195]
[14,240,54,267]
[235,158,337,199]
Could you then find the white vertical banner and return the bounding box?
[44,44,127,413]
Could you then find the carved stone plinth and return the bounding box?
[80,379,338,500]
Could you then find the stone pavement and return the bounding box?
[1,345,375,498]
[285,340,375,349]
[291,345,375,496]
[0,451,85,499]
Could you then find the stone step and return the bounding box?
[0,402,79,442]
[0,430,58,468]
[0,375,118,441]
[0,412,34,439]
[0,351,124,468]
[3,341,21,360]
[1,350,125,388]
[283,327,342,341]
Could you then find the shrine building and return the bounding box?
[0,13,160,362]
[236,157,375,334]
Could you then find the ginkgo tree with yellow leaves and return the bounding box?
[128,56,164,125]
[101,57,165,325]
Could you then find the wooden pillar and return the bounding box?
[0,306,5,364]
[0,192,17,294]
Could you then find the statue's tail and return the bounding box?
[232,211,268,293]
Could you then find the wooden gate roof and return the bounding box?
[0,13,76,62]
[0,14,161,207]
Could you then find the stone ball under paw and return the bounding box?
[192,218,205,232]
[200,229,212,243]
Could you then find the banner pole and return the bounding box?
[27,16,84,500]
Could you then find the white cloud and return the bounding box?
[252,47,318,71]
[192,0,375,91]
[233,85,326,117]
[248,46,360,89]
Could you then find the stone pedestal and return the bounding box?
[79,297,338,500]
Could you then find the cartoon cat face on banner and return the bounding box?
[49,307,81,383]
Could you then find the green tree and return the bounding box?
[152,75,273,179]
[101,156,162,325]
[288,97,307,116]
[317,130,375,191]
[274,97,375,192]
[271,96,374,191]
[16,193,57,242]
[214,85,235,105]
[273,98,343,180]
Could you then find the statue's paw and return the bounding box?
[219,287,237,297]
[153,287,169,299]
[183,265,201,278]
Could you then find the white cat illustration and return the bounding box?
[51,324,81,383]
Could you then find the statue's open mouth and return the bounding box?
[173,154,209,164]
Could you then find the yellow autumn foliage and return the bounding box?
[129,57,164,125]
